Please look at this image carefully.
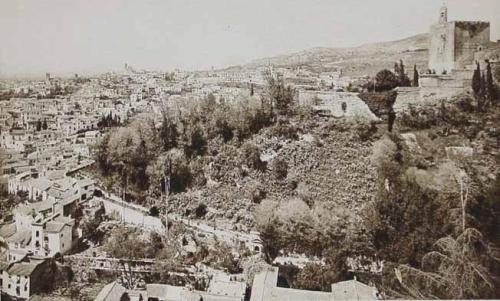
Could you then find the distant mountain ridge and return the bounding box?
[243,33,430,76]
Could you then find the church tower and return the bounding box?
[439,3,448,24]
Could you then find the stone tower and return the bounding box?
[429,5,490,73]
[439,4,447,24]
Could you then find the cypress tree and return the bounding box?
[486,60,496,105]
[472,62,482,97]
[413,65,419,87]
[394,62,401,75]
[478,71,487,111]
[399,59,405,78]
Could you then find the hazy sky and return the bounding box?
[1,0,499,77]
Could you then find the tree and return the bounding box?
[159,114,178,151]
[294,263,339,291]
[42,119,48,130]
[479,71,487,111]
[120,293,131,301]
[149,206,160,217]
[485,60,497,105]
[395,60,411,87]
[185,126,207,158]
[104,228,156,288]
[394,62,401,76]
[395,228,498,299]
[195,203,208,218]
[273,157,288,180]
[365,135,451,266]
[215,118,234,142]
[472,62,482,97]
[375,70,399,91]
[413,65,419,87]
[388,109,396,132]
[241,143,267,172]
[263,72,295,116]
[36,120,42,131]
[96,134,111,175]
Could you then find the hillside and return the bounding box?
[166,117,378,230]
[244,33,429,76]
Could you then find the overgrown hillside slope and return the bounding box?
[167,117,378,229]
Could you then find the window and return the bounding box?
[36,230,39,237]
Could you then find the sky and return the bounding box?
[0,0,499,77]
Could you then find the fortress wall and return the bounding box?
[100,195,165,232]
[393,86,464,112]
[454,22,490,68]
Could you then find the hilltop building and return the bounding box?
[429,4,491,74]
[395,4,500,111]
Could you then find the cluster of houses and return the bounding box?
[0,168,95,299]
[95,267,378,301]
[0,64,366,300]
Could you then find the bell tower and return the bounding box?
[439,3,448,25]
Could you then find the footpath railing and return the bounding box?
[64,254,204,277]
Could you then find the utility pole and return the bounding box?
[163,172,170,237]
[122,165,126,224]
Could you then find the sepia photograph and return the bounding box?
[0,0,499,300]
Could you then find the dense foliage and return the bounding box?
[94,74,295,205]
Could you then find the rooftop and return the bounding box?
[94,281,127,301]
[7,259,45,276]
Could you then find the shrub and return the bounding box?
[170,163,192,193]
[273,157,288,180]
[185,126,207,158]
[272,119,299,140]
[241,143,267,172]
[195,203,208,219]
[375,69,399,91]
[215,119,234,142]
[149,206,160,217]
[357,121,378,141]
[358,91,397,119]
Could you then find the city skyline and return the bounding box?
[1,0,500,77]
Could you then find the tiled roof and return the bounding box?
[44,221,66,233]
[331,279,377,300]
[146,283,185,300]
[7,260,44,276]
[95,281,127,301]
[27,177,53,191]
[6,229,31,246]
[0,222,17,239]
[16,199,53,215]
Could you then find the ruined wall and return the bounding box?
[298,91,378,120]
[393,86,465,112]
[97,192,166,232]
[419,73,471,89]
